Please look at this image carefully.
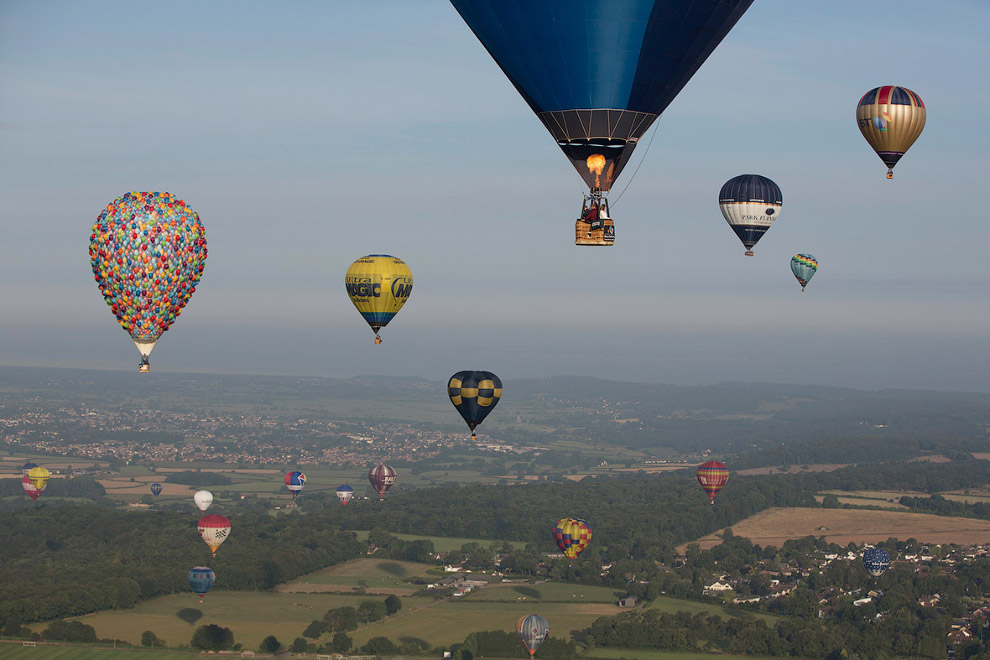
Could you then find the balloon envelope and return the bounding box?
[790,254,818,291]
[696,461,729,504]
[187,566,216,602]
[150,482,163,497]
[450,0,754,193]
[197,514,231,556]
[719,175,782,255]
[284,471,306,494]
[27,467,50,490]
[194,490,213,512]
[553,518,592,560]
[368,463,397,500]
[89,192,207,368]
[856,86,925,178]
[447,371,503,438]
[21,476,42,502]
[336,485,354,505]
[345,255,413,340]
[516,614,550,657]
[863,547,891,577]
[20,462,38,477]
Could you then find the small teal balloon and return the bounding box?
[790,254,818,291]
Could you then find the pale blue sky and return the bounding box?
[2,1,989,390]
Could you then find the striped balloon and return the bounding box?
[553,518,592,560]
[856,86,925,179]
[516,614,549,657]
[696,461,729,504]
[790,254,818,292]
[447,371,503,439]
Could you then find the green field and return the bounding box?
[467,581,622,603]
[349,598,622,648]
[0,643,197,659]
[58,591,371,650]
[278,558,436,593]
[646,596,781,626]
[350,530,527,552]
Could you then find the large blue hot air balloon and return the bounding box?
[863,547,890,577]
[451,0,754,245]
[150,482,163,497]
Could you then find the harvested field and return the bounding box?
[682,507,990,551]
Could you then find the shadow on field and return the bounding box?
[377,561,407,577]
[176,608,202,625]
[513,586,542,599]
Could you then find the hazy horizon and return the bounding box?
[3,1,989,393]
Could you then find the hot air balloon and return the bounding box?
[345,255,413,344]
[20,462,38,477]
[89,191,207,372]
[516,614,550,658]
[198,514,231,557]
[450,0,755,246]
[28,467,50,491]
[150,482,163,497]
[21,476,43,502]
[194,490,213,512]
[863,547,891,577]
[553,518,592,563]
[284,470,306,504]
[187,566,216,603]
[856,86,925,179]
[790,254,818,292]
[336,485,354,505]
[447,371,502,439]
[696,461,729,504]
[719,175,782,256]
[368,463,397,501]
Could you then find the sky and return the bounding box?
[2,0,989,391]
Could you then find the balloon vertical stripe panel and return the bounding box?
[856,86,925,177]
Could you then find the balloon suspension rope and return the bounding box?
[610,116,661,208]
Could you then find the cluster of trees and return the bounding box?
[163,471,232,486]
[191,624,234,651]
[899,493,990,520]
[303,596,403,642]
[451,630,576,660]
[0,475,107,505]
[0,506,363,629]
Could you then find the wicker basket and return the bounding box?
[575,217,615,246]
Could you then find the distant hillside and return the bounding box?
[2,366,989,465]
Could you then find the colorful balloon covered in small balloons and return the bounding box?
[89,192,207,372]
